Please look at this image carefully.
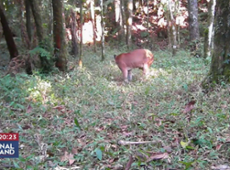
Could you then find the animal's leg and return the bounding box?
[128,70,132,81]
[121,68,129,82]
[143,64,150,77]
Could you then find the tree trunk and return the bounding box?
[204,0,230,85]
[166,0,177,56]
[115,0,123,41]
[167,0,177,56]
[90,0,96,52]
[20,0,30,49]
[175,0,180,48]
[100,0,105,61]
[119,0,126,42]
[203,0,216,58]
[25,0,32,41]
[187,0,200,41]
[48,0,53,35]
[52,0,67,71]
[79,0,83,67]
[30,0,44,42]
[146,0,149,31]
[0,5,19,60]
[30,0,52,72]
[114,0,120,25]
[126,0,133,49]
[167,16,172,50]
[70,9,78,58]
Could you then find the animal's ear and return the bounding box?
[114,55,116,59]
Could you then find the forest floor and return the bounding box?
[0,46,230,170]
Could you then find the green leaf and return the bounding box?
[182,83,188,91]
[170,113,179,116]
[13,160,20,168]
[207,127,213,134]
[180,140,189,149]
[74,110,81,115]
[99,146,105,152]
[186,145,195,150]
[15,103,25,110]
[107,100,114,105]
[95,148,103,161]
[29,47,51,59]
[74,118,81,129]
[179,161,194,170]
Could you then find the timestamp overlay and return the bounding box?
[0,133,19,158]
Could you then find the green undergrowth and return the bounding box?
[0,47,230,169]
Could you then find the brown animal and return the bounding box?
[114,49,154,82]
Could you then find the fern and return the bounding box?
[29,47,52,60]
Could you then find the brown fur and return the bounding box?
[114,49,154,82]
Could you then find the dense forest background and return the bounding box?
[1,0,230,169]
[1,0,209,74]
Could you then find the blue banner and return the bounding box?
[0,141,19,158]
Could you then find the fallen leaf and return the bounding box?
[60,151,75,165]
[68,153,75,165]
[53,105,65,111]
[216,143,223,150]
[109,157,119,163]
[71,148,78,155]
[172,137,179,147]
[123,131,133,136]
[26,104,32,113]
[145,152,169,163]
[226,137,230,142]
[221,105,228,108]
[183,100,196,113]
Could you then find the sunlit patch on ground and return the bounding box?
[149,67,169,78]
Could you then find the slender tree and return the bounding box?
[166,0,177,56]
[175,0,181,48]
[146,0,149,31]
[52,0,67,71]
[30,0,52,72]
[20,0,30,49]
[25,0,32,41]
[114,0,120,28]
[126,0,133,49]
[120,0,126,42]
[0,5,18,59]
[203,0,230,85]
[70,8,78,58]
[48,0,53,35]
[30,0,44,43]
[79,0,83,67]
[90,0,96,52]
[187,0,200,41]
[100,0,105,61]
[114,0,124,41]
[203,0,216,58]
